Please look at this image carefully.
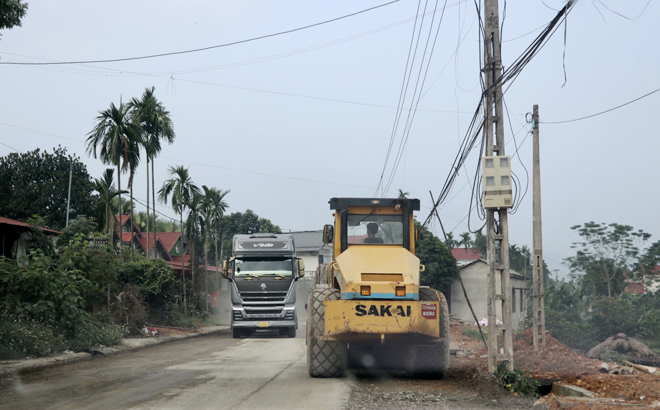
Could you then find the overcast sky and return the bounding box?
[1,0,658,277]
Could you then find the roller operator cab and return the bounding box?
[222,234,305,339]
[307,198,450,378]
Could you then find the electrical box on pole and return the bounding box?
[482,156,513,209]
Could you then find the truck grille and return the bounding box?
[239,291,287,303]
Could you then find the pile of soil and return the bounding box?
[564,373,660,404]
[513,328,603,379]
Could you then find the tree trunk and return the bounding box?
[117,164,122,251]
[215,224,220,312]
[152,158,156,242]
[146,156,150,259]
[129,170,135,256]
[205,229,209,312]
[181,213,186,314]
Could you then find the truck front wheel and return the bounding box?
[307,288,347,377]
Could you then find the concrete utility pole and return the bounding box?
[532,104,547,350]
[483,0,513,373]
[65,162,73,227]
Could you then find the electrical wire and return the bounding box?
[0,141,21,152]
[382,0,450,195]
[542,86,660,124]
[375,0,426,197]
[422,0,577,228]
[0,122,375,190]
[0,1,402,66]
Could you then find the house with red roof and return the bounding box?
[115,215,217,276]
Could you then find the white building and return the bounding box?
[449,248,527,330]
[289,231,333,278]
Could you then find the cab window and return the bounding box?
[346,214,403,245]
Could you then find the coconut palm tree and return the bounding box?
[86,100,141,248]
[459,232,473,257]
[158,165,200,313]
[446,232,458,249]
[129,87,175,259]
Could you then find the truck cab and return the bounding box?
[222,233,305,338]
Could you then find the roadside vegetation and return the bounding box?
[0,88,283,359]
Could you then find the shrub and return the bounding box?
[0,313,65,359]
[66,313,127,352]
[494,367,540,397]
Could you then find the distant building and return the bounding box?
[449,248,527,330]
[0,216,60,259]
[116,215,216,276]
[289,231,333,278]
[624,266,660,295]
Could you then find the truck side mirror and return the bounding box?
[222,259,229,279]
[322,225,334,244]
[297,258,305,278]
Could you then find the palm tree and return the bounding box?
[86,100,141,248]
[158,165,200,313]
[92,169,127,246]
[397,189,410,199]
[197,186,230,311]
[129,87,175,259]
[459,232,473,257]
[446,232,458,249]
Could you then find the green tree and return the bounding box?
[197,186,229,310]
[128,87,175,258]
[445,232,459,249]
[0,0,28,38]
[158,165,200,313]
[474,229,486,257]
[636,240,660,276]
[92,169,126,242]
[416,222,456,290]
[217,210,282,257]
[86,101,141,235]
[565,222,651,297]
[0,147,95,229]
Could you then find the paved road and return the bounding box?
[0,325,351,410]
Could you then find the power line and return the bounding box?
[0,1,401,66]
[383,0,450,196]
[422,0,577,228]
[0,121,375,190]
[542,86,660,124]
[0,141,21,152]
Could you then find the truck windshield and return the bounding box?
[346,214,404,245]
[235,257,293,276]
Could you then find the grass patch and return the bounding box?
[462,326,487,341]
